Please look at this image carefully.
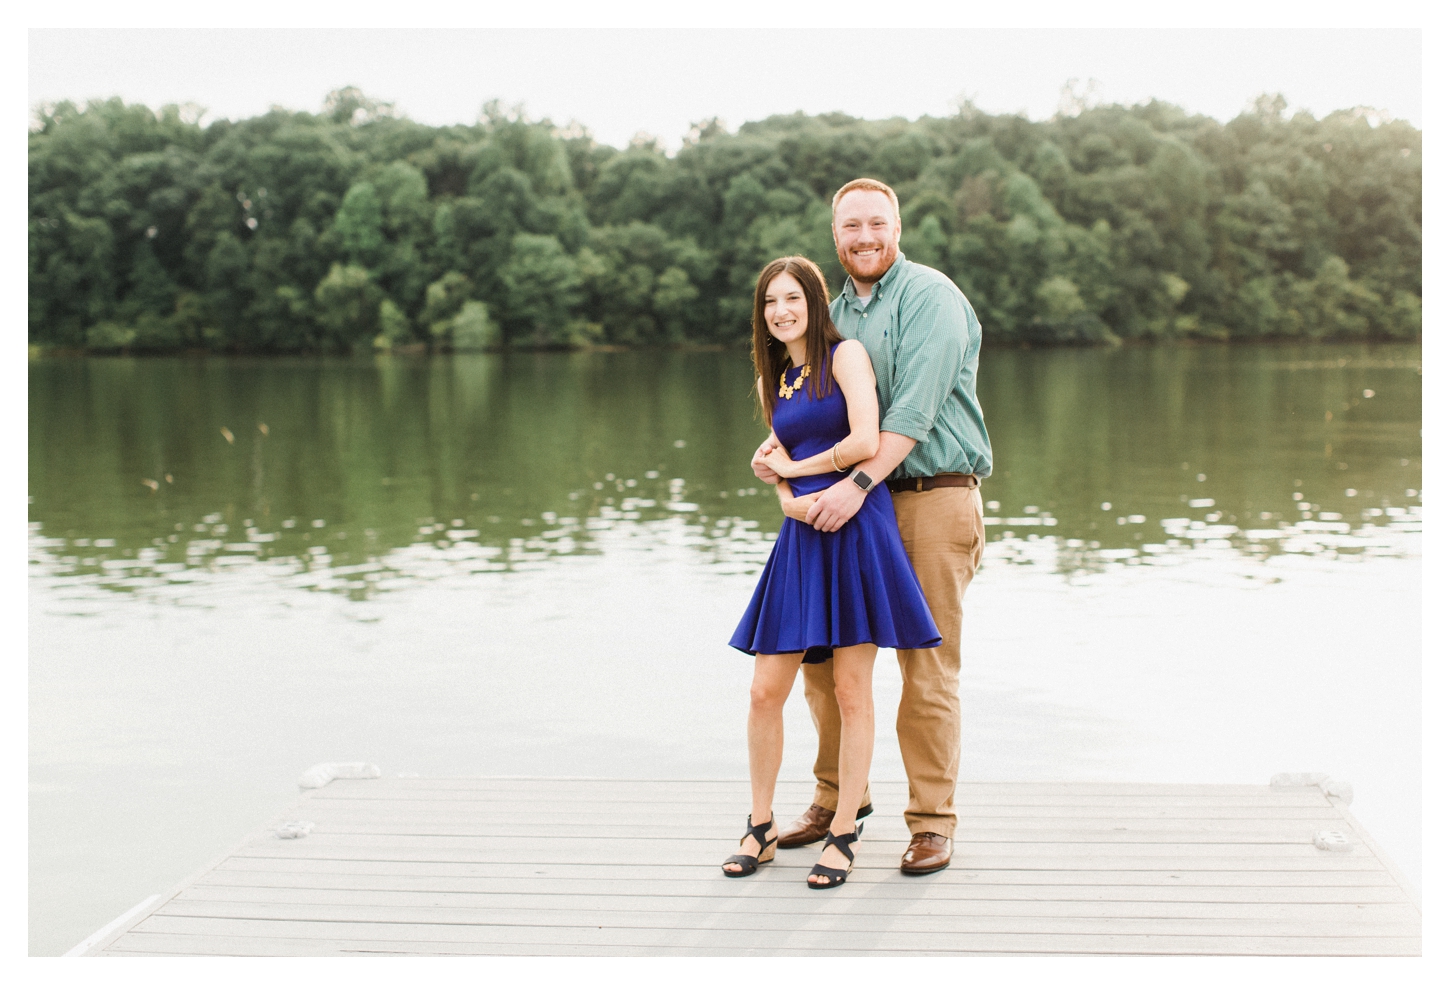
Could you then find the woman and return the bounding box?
[722,256,941,889]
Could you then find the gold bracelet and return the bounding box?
[831,443,845,472]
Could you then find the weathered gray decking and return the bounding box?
[83,776,1420,956]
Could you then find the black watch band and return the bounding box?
[849,468,875,492]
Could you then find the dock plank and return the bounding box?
[291,806,1345,823]
[254,822,1368,844]
[192,871,1412,903]
[312,790,1335,807]
[210,856,1403,886]
[100,932,1422,957]
[103,918,1421,957]
[168,887,1422,925]
[232,830,1376,855]
[84,777,1421,957]
[139,904,1420,940]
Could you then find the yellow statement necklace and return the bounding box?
[778,363,810,399]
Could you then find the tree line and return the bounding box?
[28,87,1421,353]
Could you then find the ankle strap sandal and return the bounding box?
[807,825,860,889]
[721,814,777,878]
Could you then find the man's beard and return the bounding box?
[838,240,899,284]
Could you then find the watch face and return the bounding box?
[852,471,872,490]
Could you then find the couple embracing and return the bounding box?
[723,178,992,889]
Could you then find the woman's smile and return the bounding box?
[764,272,810,357]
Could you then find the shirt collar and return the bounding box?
[840,251,908,309]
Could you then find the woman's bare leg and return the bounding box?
[809,643,877,883]
[723,651,803,873]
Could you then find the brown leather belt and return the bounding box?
[886,473,980,494]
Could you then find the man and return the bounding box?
[751,177,991,874]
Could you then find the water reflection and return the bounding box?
[28,344,1421,607]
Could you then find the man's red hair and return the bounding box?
[830,178,900,220]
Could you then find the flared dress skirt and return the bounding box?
[729,353,941,662]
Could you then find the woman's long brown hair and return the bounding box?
[751,256,843,428]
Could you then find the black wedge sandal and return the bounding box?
[807,824,861,889]
[721,814,777,878]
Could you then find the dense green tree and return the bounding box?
[575,222,713,344]
[420,271,473,343]
[334,182,386,267]
[313,263,380,351]
[449,300,499,350]
[376,297,411,349]
[28,91,1420,352]
[499,233,582,346]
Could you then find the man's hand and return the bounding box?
[780,492,820,522]
[751,435,782,483]
[804,476,868,532]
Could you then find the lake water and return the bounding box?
[28,343,1422,955]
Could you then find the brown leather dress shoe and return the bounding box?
[900,832,953,874]
[778,803,874,849]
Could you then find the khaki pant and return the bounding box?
[802,484,984,837]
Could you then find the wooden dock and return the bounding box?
[79,775,1421,956]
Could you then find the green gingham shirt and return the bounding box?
[830,252,993,481]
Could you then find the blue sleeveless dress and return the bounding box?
[729,351,941,662]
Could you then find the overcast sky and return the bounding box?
[29,28,1421,150]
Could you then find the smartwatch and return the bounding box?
[848,468,875,493]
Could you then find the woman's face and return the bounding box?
[763,272,809,349]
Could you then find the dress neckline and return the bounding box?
[786,342,839,375]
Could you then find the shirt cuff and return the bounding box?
[880,408,935,443]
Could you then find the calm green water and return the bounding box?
[27,344,1423,590]
[28,343,1421,955]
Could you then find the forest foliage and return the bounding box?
[29,88,1421,352]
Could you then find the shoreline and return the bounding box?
[27,335,1426,360]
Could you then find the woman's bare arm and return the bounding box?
[759,340,879,479]
[775,478,820,522]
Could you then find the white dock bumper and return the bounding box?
[1270,771,1354,805]
[298,761,382,790]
